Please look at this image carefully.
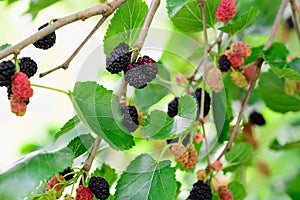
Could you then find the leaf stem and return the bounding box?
[31,83,69,95]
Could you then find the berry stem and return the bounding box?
[14,58,20,72]
[31,84,69,95]
[40,16,108,78]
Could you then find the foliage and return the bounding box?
[1,0,300,199]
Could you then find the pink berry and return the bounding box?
[215,0,237,22]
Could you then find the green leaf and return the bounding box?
[286,173,300,199]
[269,139,300,151]
[0,148,73,199]
[54,116,80,140]
[133,61,171,113]
[91,164,118,186]
[67,134,95,158]
[115,154,176,200]
[263,43,289,69]
[225,142,252,164]
[228,181,246,200]
[212,89,232,143]
[258,70,300,113]
[219,7,260,35]
[166,0,221,32]
[271,67,300,81]
[70,81,135,150]
[141,94,197,140]
[103,0,148,55]
[0,43,11,51]
[24,0,63,19]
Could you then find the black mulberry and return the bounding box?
[124,55,158,88]
[218,55,231,72]
[0,60,15,87]
[106,42,132,74]
[33,23,56,50]
[167,97,179,118]
[187,180,212,200]
[60,167,74,181]
[88,176,110,200]
[19,57,38,78]
[193,88,211,119]
[121,105,139,132]
[250,111,266,126]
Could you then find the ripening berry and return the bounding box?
[205,63,224,92]
[212,160,223,172]
[183,144,198,169]
[193,133,204,144]
[231,42,252,58]
[243,64,257,82]
[218,186,233,200]
[196,169,207,181]
[10,95,27,116]
[229,71,248,88]
[226,51,244,69]
[11,72,33,101]
[76,186,93,200]
[176,74,185,85]
[46,174,65,198]
[215,0,237,22]
[171,143,188,165]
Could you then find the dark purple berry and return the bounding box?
[250,111,266,126]
[188,180,212,200]
[167,97,179,118]
[19,57,38,78]
[121,105,139,132]
[0,60,15,87]
[219,55,231,72]
[88,176,110,200]
[33,23,56,50]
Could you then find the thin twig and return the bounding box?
[40,17,107,77]
[81,137,102,184]
[217,57,264,160]
[0,0,127,60]
[216,0,289,161]
[289,0,300,42]
[264,0,289,50]
[208,31,224,53]
[187,58,204,82]
[132,0,161,61]
[199,0,212,167]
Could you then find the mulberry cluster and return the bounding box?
[218,55,231,72]
[249,111,266,126]
[193,88,211,119]
[124,56,158,89]
[46,174,65,198]
[188,180,212,200]
[121,105,139,132]
[215,0,236,22]
[76,186,93,200]
[218,186,233,200]
[33,22,56,50]
[88,176,110,200]
[0,58,37,116]
[167,97,179,117]
[106,42,132,74]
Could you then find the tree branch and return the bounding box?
[289,0,300,43]
[264,0,289,50]
[0,0,127,60]
[216,0,287,160]
[39,17,107,77]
